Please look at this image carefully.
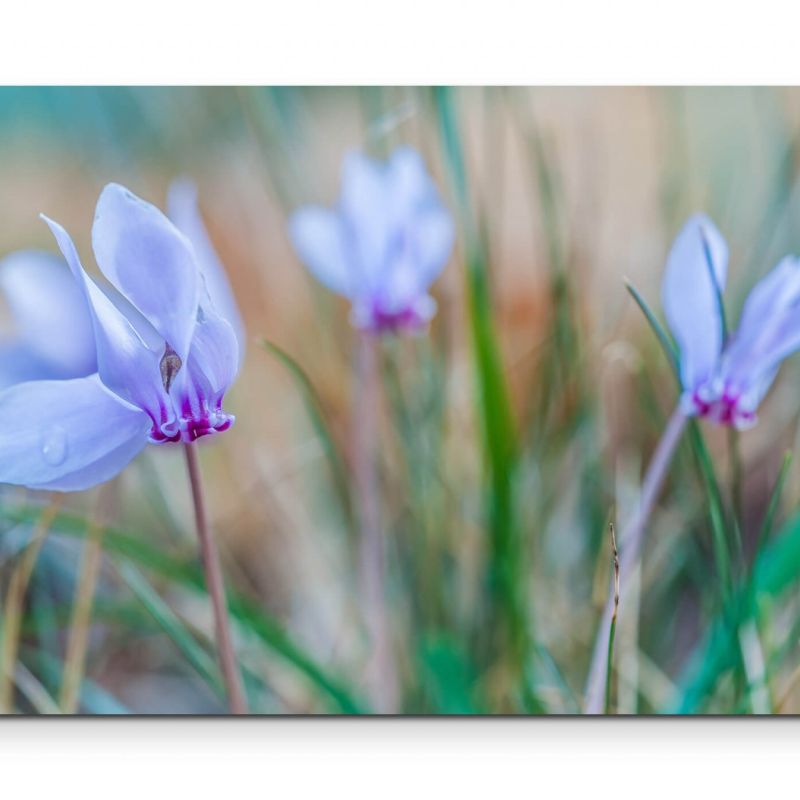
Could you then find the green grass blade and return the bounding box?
[687,421,734,598]
[434,87,528,681]
[118,561,223,697]
[755,451,792,558]
[259,337,353,530]
[699,228,729,342]
[667,507,800,713]
[417,634,481,714]
[625,280,680,380]
[2,506,364,714]
[604,616,618,715]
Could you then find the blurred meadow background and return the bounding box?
[3,86,800,714]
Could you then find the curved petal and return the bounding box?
[289,206,354,298]
[388,146,438,218]
[734,363,780,428]
[340,151,392,290]
[722,256,800,390]
[167,179,245,362]
[172,305,238,413]
[92,183,199,361]
[0,250,96,378]
[411,205,455,289]
[373,150,454,311]
[42,215,171,428]
[0,374,150,492]
[661,214,729,391]
[187,308,238,398]
[378,207,454,313]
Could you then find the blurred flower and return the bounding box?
[0,250,96,387]
[289,147,454,334]
[663,214,800,429]
[0,182,242,491]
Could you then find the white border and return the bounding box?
[2,0,800,84]
[1,719,798,798]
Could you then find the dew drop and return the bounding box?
[41,426,68,466]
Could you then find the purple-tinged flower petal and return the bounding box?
[340,151,392,289]
[373,213,453,315]
[721,256,800,392]
[0,374,150,491]
[389,147,431,217]
[732,363,780,429]
[92,183,199,362]
[0,250,96,379]
[166,306,237,442]
[405,203,454,293]
[42,215,172,430]
[661,214,729,393]
[348,148,453,301]
[289,207,354,298]
[184,308,239,401]
[167,179,245,363]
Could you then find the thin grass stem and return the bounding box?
[728,427,745,570]
[585,406,687,713]
[0,496,61,713]
[59,486,110,714]
[604,523,620,715]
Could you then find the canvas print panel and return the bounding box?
[1,86,799,715]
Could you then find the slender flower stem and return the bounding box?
[183,443,247,715]
[585,406,688,714]
[354,332,398,713]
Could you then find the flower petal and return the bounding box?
[173,305,238,412]
[289,206,354,297]
[0,374,150,491]
[735,363,780,427]
[369,149,454,312]
[722,256,800,390]
[410,205,455,289]
[377,210,454,313]
[167,179,245,362]
[339,151,395,292]
[42,215,171,428]
[0,250,96,378]
[388,147,449,223]
[92,183,199,361]
[661,214,729,391]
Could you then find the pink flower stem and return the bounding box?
[354,331,398,713]
[584,406,688,714]
[184,442,247,715]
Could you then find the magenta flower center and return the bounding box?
[690,384,755,428]
[368,304,427,334]
[147,347,234,444]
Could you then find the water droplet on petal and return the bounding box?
[41,426,68,466]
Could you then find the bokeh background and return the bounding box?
[2,87,800,714]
